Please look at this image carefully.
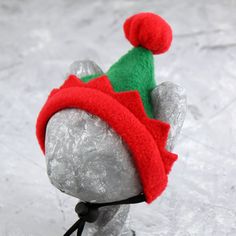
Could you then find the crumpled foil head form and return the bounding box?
[45,108,142,203]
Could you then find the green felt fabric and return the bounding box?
[81,47,156,118]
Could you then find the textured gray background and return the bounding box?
[0,0,236,235]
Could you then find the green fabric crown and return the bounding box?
[81,47,156,118]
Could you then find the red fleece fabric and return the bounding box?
[36,75,177,203]
[124,12,172,55]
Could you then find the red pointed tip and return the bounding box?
[60,74,82,89]
[161,151,178,174]
[112,91,147,119]
[87,75,114,94]
[146,119,170,148]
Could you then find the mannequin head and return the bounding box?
[45,108,142,203]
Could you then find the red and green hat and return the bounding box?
[36,12,177,203]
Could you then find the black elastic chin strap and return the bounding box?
[64,193,145,236]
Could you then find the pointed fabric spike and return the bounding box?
[146,119,170,149]
[160,150,178,174]
[60,75,83,89]
[112,91,147,119]
[60,75,115,95]
[146,119,178,174]
[86,76,114,94]
[48,88,59,98]
[145,119,178,174]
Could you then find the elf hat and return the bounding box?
[36,12,177,204]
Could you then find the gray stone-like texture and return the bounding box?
[45,108,142,203]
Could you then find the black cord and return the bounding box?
[64,219,85,236]
[64,193,145,236]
